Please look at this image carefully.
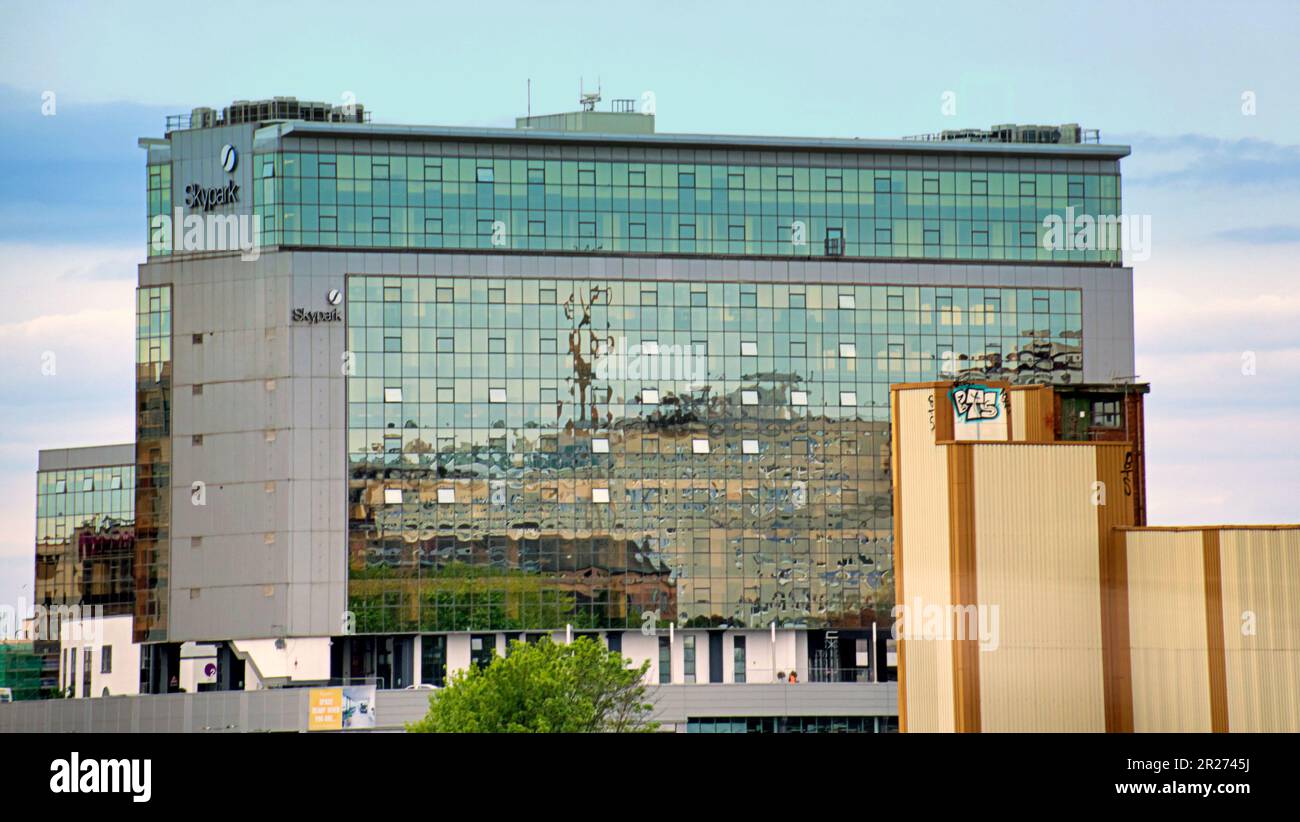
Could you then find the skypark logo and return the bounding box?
[50,753,151,803]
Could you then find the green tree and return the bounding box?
[407,637,658,733]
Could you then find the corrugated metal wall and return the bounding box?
[972,444,1106,731]
[1124,530,1212,732]
[1219,528,1300,731]
[896,387,955,732]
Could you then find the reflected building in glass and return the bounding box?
[107,98,1134,712]
[33,444,136,695]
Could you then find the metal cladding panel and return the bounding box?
[1219,528,1300,732]
[895,387,954,732]
[1124,530,1212,732]
[971,444,1106,731]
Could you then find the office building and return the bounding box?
[26,95,1136,732]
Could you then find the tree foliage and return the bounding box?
[407,637,658,733]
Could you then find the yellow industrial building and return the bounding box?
[891,380,1300,732]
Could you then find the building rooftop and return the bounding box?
[37,444,135,472]
[164,96,1130,159]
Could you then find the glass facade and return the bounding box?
[133,286,172,642]
[146,162,171,256]
[686,715,898,733]
[241,147,1120,263]
[35,462,135,615]
[346,275,1082,632]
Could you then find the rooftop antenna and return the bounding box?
[580,77,601,112]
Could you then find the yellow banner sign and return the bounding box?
[308,687,343,731]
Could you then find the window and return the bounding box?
[592,487,610,504]
[692,438,710,454]
[791,390,809,406]
[82,476,94,491]
[741,341,758,356]
[641,340,660,355]
[679,223,696,240]
[437,487,455,504]
[641,388,660,405]
[101,645,112,674]
[683,635,696,684]
[658,636,671,683]
[741,390,758,406]
[840,391,858,406]
[489,388,507,403]
[1093,400,1123,428]
[383,488,403,504]
[839,342,857,359]
[591,437,610,454]
[742,439,759,455]
[420,635,447,687]
[733,636,746,683]
[678,172,695,188]
[470,635,494,669]
[629,170,646,187]
[109,475,122,490]
[838,294,856,310]
[437,336,454,352]
[728,173,744,190]
[476,167,494,183]
[383,387,402,403]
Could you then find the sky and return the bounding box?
[0,0,1297,614]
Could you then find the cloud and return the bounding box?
[1118,133,1300,190]
[1215,225,1300,244]
[1135,288,1300,355]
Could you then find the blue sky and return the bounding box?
[1,0,1298,612]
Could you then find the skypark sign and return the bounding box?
[183,179,240,211]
